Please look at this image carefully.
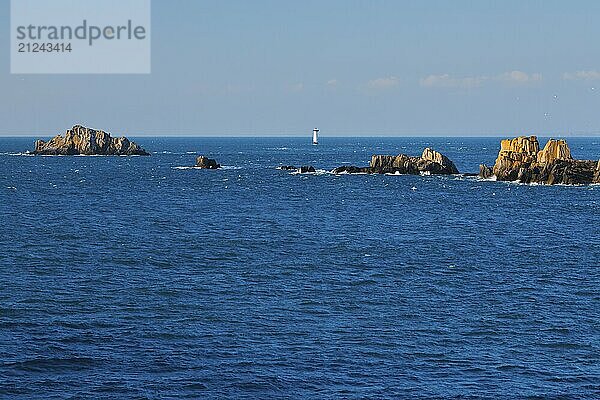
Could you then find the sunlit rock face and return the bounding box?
[481,136,599,185]
[536,139,572,164]
[492,136,540,181]
[33,125,150,156]
[418,148,460,175]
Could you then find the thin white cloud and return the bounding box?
[563,70,600,81]
[497,70,542,84]
[420,74,486,88]
[366,76,400,90]
[326,79,338,87]
[420,71,542,88]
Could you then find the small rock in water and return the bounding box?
[299,166,316,173]
[195,156,221,169]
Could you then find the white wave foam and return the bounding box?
[1,152,34,156]
[501,180,585,187]
[172,166,203,170]
[290,169,331,175]
[335,171,369,175]
[554,183,587,187]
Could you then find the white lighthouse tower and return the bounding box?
[312,128,319,145]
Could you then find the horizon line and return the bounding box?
[2,133,600,138]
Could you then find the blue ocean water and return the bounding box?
[1,136,599,399]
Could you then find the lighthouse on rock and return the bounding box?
[312,128,319,145]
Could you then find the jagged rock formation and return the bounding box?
[333,148,459,175]
[537,138,572,164]
[479,164,494,179]
[480,136,600,184]
[33,125,149,156]
[370,154,421,174]
[195,156,220,169]
[420,148,460,174]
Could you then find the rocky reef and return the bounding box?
[332,148,459,175]
[298,166,316,173]
[277,165,316,173]
[33,125,149,156]
[479,136,600,185]
[195,156,221,169]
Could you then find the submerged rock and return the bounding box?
[481,136,600,184]
[33,125,149,156]
[333,148,459,175]
[195,156,220,169]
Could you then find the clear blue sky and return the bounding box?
[2,0,600,136]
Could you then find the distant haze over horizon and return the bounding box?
[2,0,600,137]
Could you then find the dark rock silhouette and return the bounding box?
[299,166,316,173]
[277,165,316,173]
[331,166,371,174]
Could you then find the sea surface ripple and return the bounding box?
[1,137,599,399]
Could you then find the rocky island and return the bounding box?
[479,136,600,185]
[332,148,459,175]
[33,125,150,156]
[195,156,221,169]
